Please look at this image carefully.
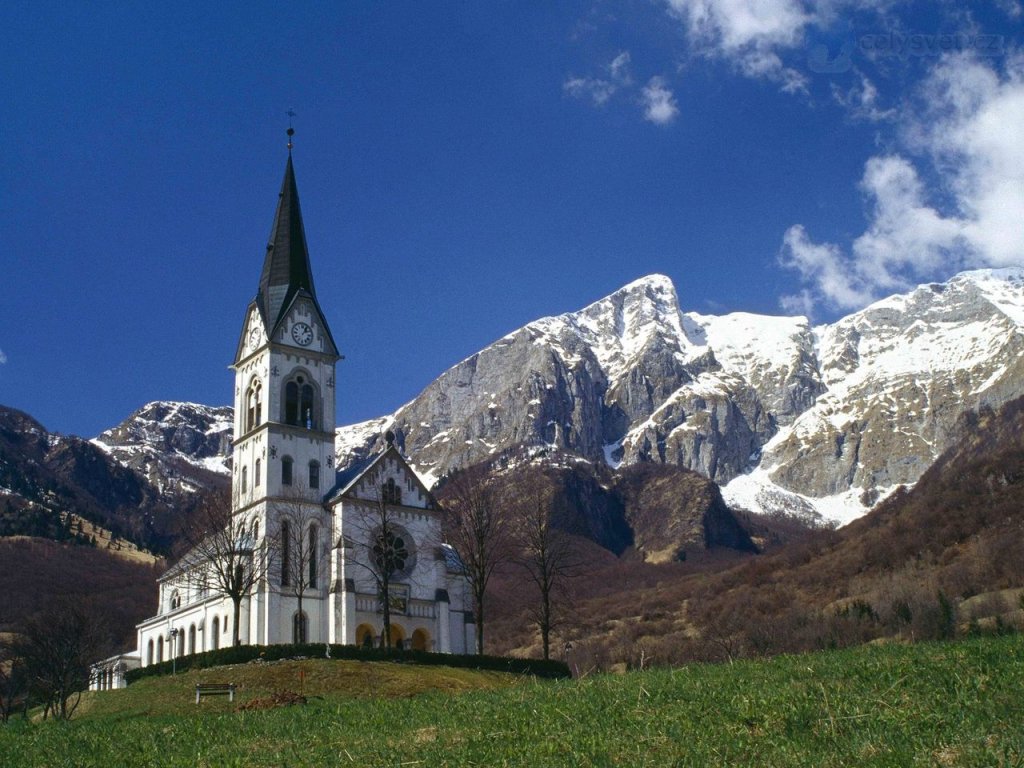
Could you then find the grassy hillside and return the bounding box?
[2,637,1022,766]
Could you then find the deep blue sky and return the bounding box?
[2,2,1021,437]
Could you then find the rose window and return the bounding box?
[373,529,410,576]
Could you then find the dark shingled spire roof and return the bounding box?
[257,155,316,331]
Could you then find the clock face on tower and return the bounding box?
[291,322,313,346]
[248,328,261,349]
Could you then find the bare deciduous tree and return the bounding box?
[438,466,510,655]
[13,600,110,720]
[0,637,28,722]
[358,489,402,651]
[512,483,585,661]
[179,490,275,647]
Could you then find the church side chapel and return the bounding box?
[91,138,475,690]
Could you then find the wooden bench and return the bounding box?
[195,683,236,703]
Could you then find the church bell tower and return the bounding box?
[230,137,340,568]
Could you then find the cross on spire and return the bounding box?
[286,108,296,153]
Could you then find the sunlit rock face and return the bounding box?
[333,269,1024,525]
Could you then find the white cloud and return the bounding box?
[565,52,682,127]
[780,224,875,311]
[563,51,633,106]
[609,51,632,82]
[665,0,813,89]
[668,0,811,51]
[831,72,896,122]
[563,76,617,105]
[641,76,680,125]
[995,0,1022,19]
[913,53,1024,267]
[781,54,1024,312]
[0,349,7,365]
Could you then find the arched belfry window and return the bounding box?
[245,379,263,432]
[283,374,318,429]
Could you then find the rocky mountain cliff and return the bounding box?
[435,448,756,563]
[338,268,1024,524]
[0,405,187,553]
[92,401,232,494]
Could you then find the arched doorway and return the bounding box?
[355,623,376,648]
[411,628,430,652]
[385,623,406,650]
[293,611,308,644]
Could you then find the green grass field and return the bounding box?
[2,636,1022,767]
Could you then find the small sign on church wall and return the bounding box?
[379,584,409,615]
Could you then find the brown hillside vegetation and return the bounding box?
[0,538,163,648]
[488,396,1024,667]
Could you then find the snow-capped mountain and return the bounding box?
[337,268,1024,524]
[92,401,232,493]
[726,268,1024,523]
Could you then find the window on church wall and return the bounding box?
[245,379,263,432]
[211,617,220,650]
[157,636,164,663]
[285,381,298,425]
[309,461,320,489]
[382,478,402,505]
[282,456,293,485]
[308,526,318,588]
[147,639,154,666]
[281,520,291,587]
[293,611,308,644]
[189,625,196,655]
[372,526,414,578]
[255,458,262,487]
[241,466,248,494]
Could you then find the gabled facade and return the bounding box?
[327,442,475,652]
[92,148,473,689]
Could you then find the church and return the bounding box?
[91,142,475,690]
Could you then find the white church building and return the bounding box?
[91,144,475,690]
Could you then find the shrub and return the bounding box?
[124,644,569,684]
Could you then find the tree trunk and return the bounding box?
[381,576,392,651]
[232,596,242,647]
[475,595,485,655]
[541,592,551,661]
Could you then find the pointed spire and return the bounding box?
[257,152,317,332]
